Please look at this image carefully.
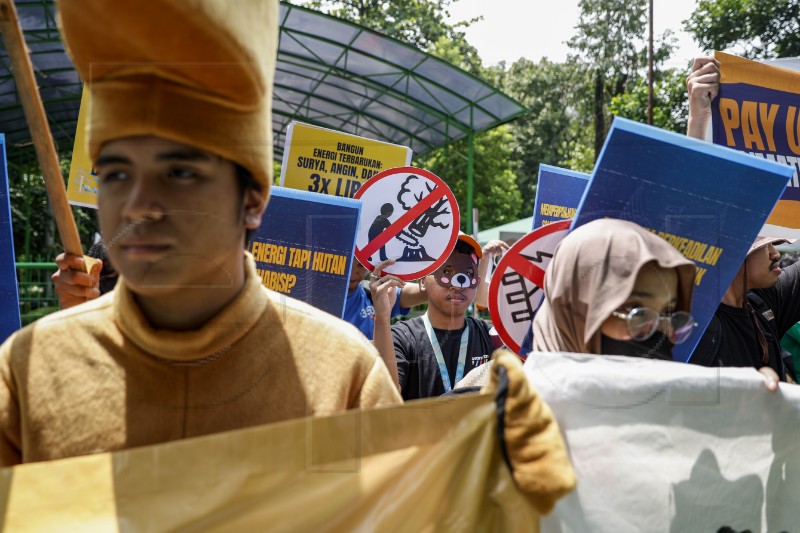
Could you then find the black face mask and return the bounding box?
[600,332,674,361]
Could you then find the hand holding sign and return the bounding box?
[368,259,405,319]
[355,167,459,280]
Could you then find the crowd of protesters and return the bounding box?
[45,52,797,414]
[0,5,792,515]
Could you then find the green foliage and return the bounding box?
[567,0,677,159]
[303,0,455,48]
[8,155,99,262]
[300,0,483,72]
[609,68,689,133]
[490,58,589,213]
[301,0,522,229]
[568,0,645,159]
[21,0,797,275]
[416,127,523,230]
[427,35,482,76]
[684,0,800,59]
[559,131,596,174]
[568,0,648,76]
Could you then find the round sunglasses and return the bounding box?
[611,307,698,345]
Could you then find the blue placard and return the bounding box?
[532,164,590,229]
[572,117,793,362]
[0,135,20,342]
[249,186,361,318]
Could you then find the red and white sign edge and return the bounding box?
[488,220,571,357]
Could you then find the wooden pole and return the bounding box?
[0,0,86,265]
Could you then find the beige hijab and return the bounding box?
[532,219,696,354]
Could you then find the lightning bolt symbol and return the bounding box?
[519,251,553,264]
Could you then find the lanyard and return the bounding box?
[422,313,469,393]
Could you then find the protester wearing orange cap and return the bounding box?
[372,232,501,399]
[0,0,400,466]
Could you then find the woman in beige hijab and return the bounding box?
[533,219,697,359]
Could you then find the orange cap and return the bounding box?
[457,231,482,260]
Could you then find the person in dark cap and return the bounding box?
[0,0,399,466]
[692,236,798,384]
[686,58,798,385]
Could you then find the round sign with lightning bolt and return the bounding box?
[489,220,571,357]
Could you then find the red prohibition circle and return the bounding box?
[488,219,571,357]
[354,166,460,281]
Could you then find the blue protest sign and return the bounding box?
[572,117,793,362]
[249,187,361,318]
[0,135,20,342]
[532,164,589,229]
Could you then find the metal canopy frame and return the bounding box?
[0,0,527,233]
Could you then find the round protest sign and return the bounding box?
[489,220,571,357]
[354,167,460,280]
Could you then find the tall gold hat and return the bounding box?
[58,0,279,198]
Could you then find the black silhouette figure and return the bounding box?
[394,175,450,262]
[368,203,393,262]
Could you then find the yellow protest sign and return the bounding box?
[713,52,800,236]
[66,86,98,208]
[280,122,412,198]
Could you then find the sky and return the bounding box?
[445,0,705,70]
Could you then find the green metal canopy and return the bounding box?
[273,2,527,159]
[0,0,526,232]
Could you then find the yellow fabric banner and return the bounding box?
[0,393,541,532]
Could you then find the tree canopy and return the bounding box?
[11,0,798,264]
[303,0,483,72]
[684,0,800,59]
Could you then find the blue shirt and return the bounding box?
[343,284,409,340]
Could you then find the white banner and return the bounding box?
[525,352,800,532]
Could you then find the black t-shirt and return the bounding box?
[693,261,800,379]
[393,316,494,401]
[696,303,785,374]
